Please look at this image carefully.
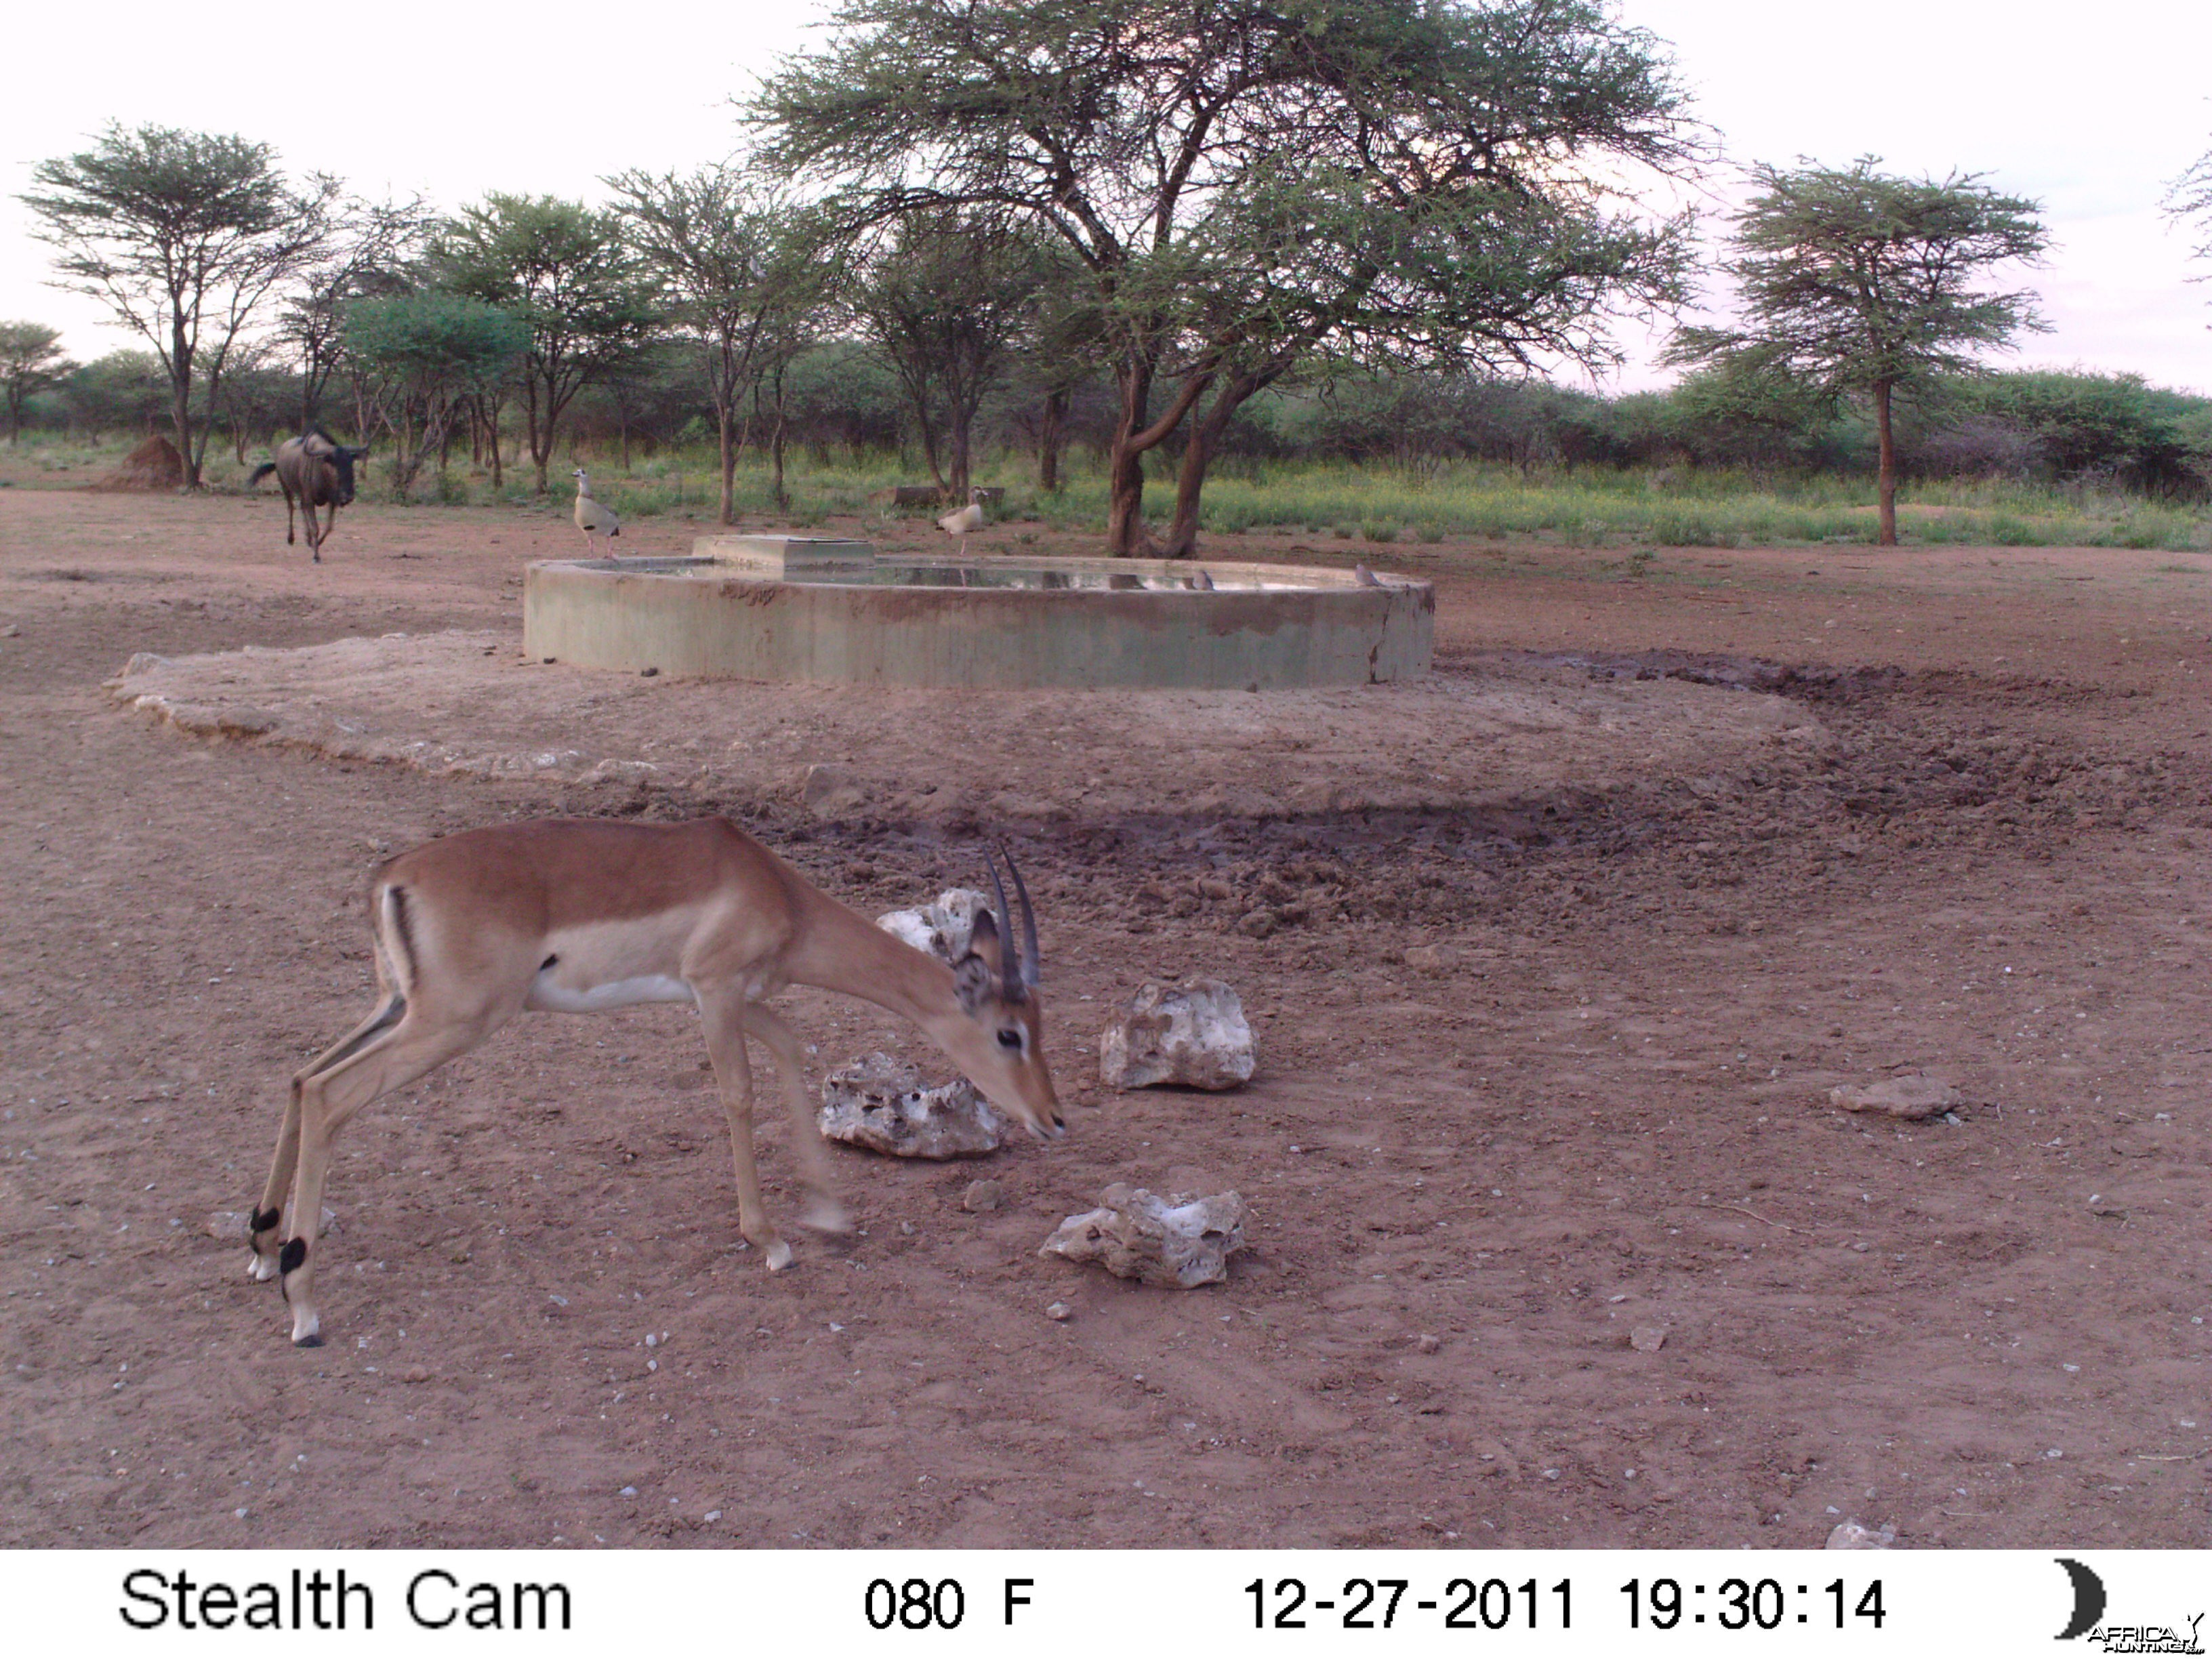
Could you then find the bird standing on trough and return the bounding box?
[937,487,987,556]
[572,468,621,552]
[1354,562,1382,587]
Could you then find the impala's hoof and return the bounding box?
[763,1239,794,1272]
[247,1251,279,1282]
[293,1330,324,1349]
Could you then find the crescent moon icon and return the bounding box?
[2055,1558,2106,1641]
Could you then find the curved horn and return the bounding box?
[1004,842,1040,990]
[983,844,1022,1002]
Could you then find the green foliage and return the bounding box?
[1666,159,2050,398]
[1949,371,2211,494]
[19,123,340,483]
[0,321,77,442]
[432,193,660,490]
[345,292,529,495]
[758,0,1700,552]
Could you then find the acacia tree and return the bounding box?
[344,293,529,497]
[758,0,1696,555]
[0,322,76,443]
[1665,159,2048,546]
[2165,138,2212,299]
[20,124,339,487]
[275,194,434,430]
[852,209,1049,499]
[434,194,659,493]
[606,167,815,523]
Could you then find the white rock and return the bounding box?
[1629,1325,1669,1353]
[818,1052,1005,1160]
[1829,1075,1960,1120]
[875,908,947,958]
[1099,978,1256,1091]
[875,887,992,965]
[1824,1519,1896,1550]
[1040,1184,1248,1288]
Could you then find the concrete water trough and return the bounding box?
[522,535,1432,690]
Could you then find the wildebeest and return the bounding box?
[247,430,369,561]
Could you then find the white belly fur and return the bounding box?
[525,916,712,1013]
[527,970,697,1013]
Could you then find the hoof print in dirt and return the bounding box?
[1824,1519,1897,1550]
[1827,1074,1960,1121]
[1099,978,1256,1091]
[876,888,992,964]
[817,1052,1006,1159]
[1040,1183,1248,1288]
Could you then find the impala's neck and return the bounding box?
[784,888,961,1027]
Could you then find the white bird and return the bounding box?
[936,488,987,556]
[573,468,621,552]
[1353,562,1381,587]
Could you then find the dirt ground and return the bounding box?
[2,484,2208,1551]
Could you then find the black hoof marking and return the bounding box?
[293,1332,324,1349]
[279,1237,307,1275]
[251,1207,281,1235]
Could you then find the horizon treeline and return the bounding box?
[14,345,2212,501]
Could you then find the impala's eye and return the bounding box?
[997,1028,1023,1051]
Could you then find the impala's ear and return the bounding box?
[954,909,1003,1015]
[954,952,993,1015]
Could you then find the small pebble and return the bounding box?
[1415,1332,1441,1354]
[1046,1302,1071,1322]
[619,1486,638,1497]
[962,1179,1003,1213]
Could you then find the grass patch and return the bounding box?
[7,436,2209,551]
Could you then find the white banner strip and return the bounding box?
[3,1549,2206,1655]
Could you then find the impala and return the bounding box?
[247,817,1061,1345]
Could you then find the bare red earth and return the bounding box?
[1,484,2207,1549]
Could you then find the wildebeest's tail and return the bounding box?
[247,462,278,488]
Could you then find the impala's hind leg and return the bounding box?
[742,1003,849,1237]
[249,990,408,1279]
[695,987,790,1270]
[276,1006,489,1345]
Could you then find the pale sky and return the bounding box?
[4,0,2209,394]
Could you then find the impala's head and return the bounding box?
[947,845,1062,1138]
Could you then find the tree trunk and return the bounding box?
[1874,379,1898,548]
[766,367,790,513]
[168,314,197,492]
[947,406,971,501]
[1161,377,1256,558]
[1038,387,1067,493]
[525,375,549,495]
[717,403,737,527]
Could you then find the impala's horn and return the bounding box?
[1006,842,1040,993]
[983,842,1040,1001]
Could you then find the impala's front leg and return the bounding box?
[742,1002,851,1237]
[697,989,792,1271]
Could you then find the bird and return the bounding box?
[936,488,987,556]
[572,468,621,552]
[1191,567,1215,591]
[1354,562,1381,587]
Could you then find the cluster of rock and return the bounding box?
[875,887,993,965]
[1827,1074,1961,1121]
[1099,978,1255,1090]
[816,1052,1006,1160]
[1040,1184,1249,1288]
